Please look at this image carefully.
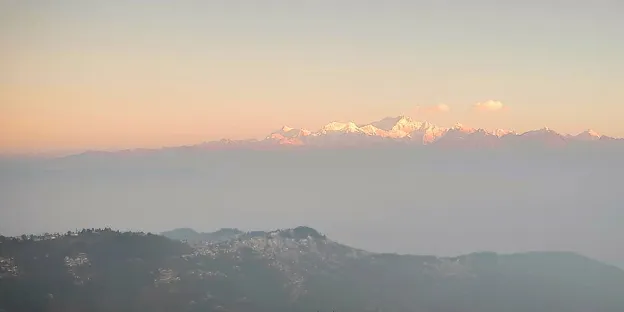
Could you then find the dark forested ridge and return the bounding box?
[1,227,624,312]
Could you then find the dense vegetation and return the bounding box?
[0,230,195,312]
[1,228,624,312]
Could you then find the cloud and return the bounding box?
[416,104,451,114]
[472,100,506,112]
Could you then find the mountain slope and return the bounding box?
[2,227,624,312]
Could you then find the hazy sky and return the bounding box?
[2,0,623,153]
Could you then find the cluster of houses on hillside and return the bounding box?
[0,257,18,278]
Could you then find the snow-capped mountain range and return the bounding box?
[59,116,621,158]
[198,115,619,150]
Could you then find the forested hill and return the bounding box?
[0,229,194,312]
[2,228,624,312]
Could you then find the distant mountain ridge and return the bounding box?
[161,228,243,244]
[262,115,619,147]
[56,115,623,157]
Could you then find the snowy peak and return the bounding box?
[522,127,562,137]
[370,116,407,131]
[585,129,601,137]
[267,126,311,139]
[449,123,475,133]
[359,115,436,139]
[421,125,448,143]
[492,129,516,137]
[266,126,312,145]
[575,129,602,141]
[390,115,424,132]
[369,115,425,133]
[359,124,382,136]
[320,121,362,134]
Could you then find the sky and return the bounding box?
[1,0,623,154]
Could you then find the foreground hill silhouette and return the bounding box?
[2,227,624,312]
